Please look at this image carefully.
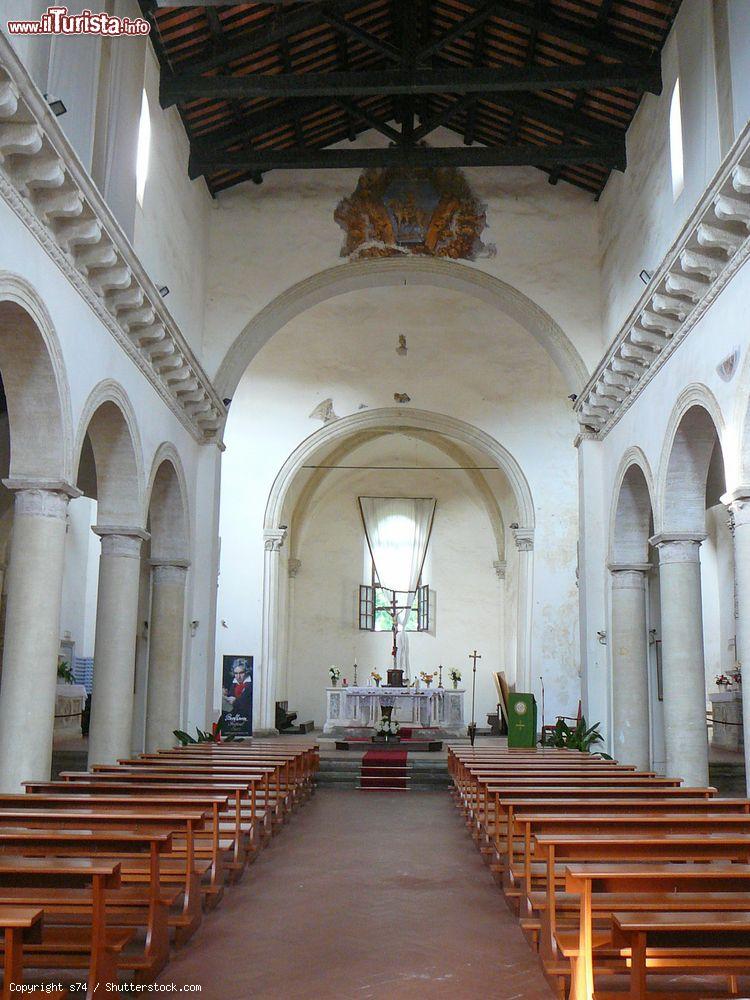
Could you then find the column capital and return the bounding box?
[94,526,149,559]
[264,527,287,552]
[150,558,190,585]
[512,526,534,551]
[608,562,651,573]
[493,559,507,580]
[5,485,76,521]
[649,532,706,563]
[2,478,82,499]
[722,488,750,528]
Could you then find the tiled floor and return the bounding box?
[159,789,554,1000]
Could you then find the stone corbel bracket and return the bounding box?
[0,37,225,444]
[575,119,750,438]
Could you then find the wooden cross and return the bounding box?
[469,650,481,672]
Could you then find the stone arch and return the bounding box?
[610,450,655,565]
[257,407,535,731]
[286,427,508,564]
[0,272,72,483]
[658,386,727,535]
[74,381,145,528]
[145,445,190,562]
[265,407,534,533]
[214,258,589,402]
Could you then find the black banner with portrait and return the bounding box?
[220,655,253,737]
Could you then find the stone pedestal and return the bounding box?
[609,564,651,771]
[710,691,743,752]
[0,486,72,791]
[650,533,709,787]
[87,528,147,766]
[145,561,188,752]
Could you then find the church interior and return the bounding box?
[1,0,750,996]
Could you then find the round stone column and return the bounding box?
[609,563,651,771]
[87,528,148,767]
[0,485,72,790]
[724,491,750,793]
[145,560,189,752]
[259,528,287,734]
[650,532,709,787]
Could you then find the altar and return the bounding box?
[323,685,466,735]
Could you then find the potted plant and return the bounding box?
[57,659,75,685]
[329,666,341,687]
[540,715,611,756]
[449,668,462,690]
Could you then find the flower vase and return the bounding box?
[452,680,458,689]
[331,678,338,687]
[425,679,432,688]
[375,679,380,687]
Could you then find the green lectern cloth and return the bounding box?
[507,693,537,748]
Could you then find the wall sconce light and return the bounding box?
[189,620,199,637]
[597,630,607,645]
[509,522,519,530]
[44,93,67,117]
[158,285,170,297]
[638,269,653,285]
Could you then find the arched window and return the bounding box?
[669,78,684,200]
[136,89,151,206]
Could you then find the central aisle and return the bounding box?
[161,790,553,999]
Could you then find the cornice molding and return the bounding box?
[0,36,225,445]
[575,120,750,437]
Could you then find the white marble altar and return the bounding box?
[54,683,87,734]
[323,685,466,735]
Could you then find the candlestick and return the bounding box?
[438,664,443,688]
[353,661,358,686]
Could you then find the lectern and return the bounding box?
[507,692,537,748]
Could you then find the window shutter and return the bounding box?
[417,583,430,632]
[359,585,375,631]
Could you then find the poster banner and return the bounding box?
[220,655,253,737]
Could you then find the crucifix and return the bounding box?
[467,649,481,746]
[374,588,413,670]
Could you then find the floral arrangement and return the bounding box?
[716,666,742,691]
[449,668,462,684]
[375,715,400,735]
[420,671,436,685]
[371,671,382,685]
[57,659,75,685]
[329,666,341,681]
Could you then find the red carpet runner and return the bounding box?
[359,750,409,791]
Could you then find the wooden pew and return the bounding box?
[0,906,44,1000]
[564,863,750,1000]
[0,856,123,995]
[535,832,750,996]
[605,910,750,999]
[0,807,207,951]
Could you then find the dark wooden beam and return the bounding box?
[417,1,499,61]
[412,96,476,141]
[177,0,364,76]
[162,63,662,106]
[189,140,626,176]
[336,99,402,142]
[324,6,401,63]
[466,0,658,66]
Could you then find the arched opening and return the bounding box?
[657,401,732,786]
[610,461,657,771]
[142,454,190,752]
[0,288,71,789]
[67,395,144,766]
[272,425,521,735]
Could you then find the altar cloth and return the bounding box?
[323,685,465,735]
